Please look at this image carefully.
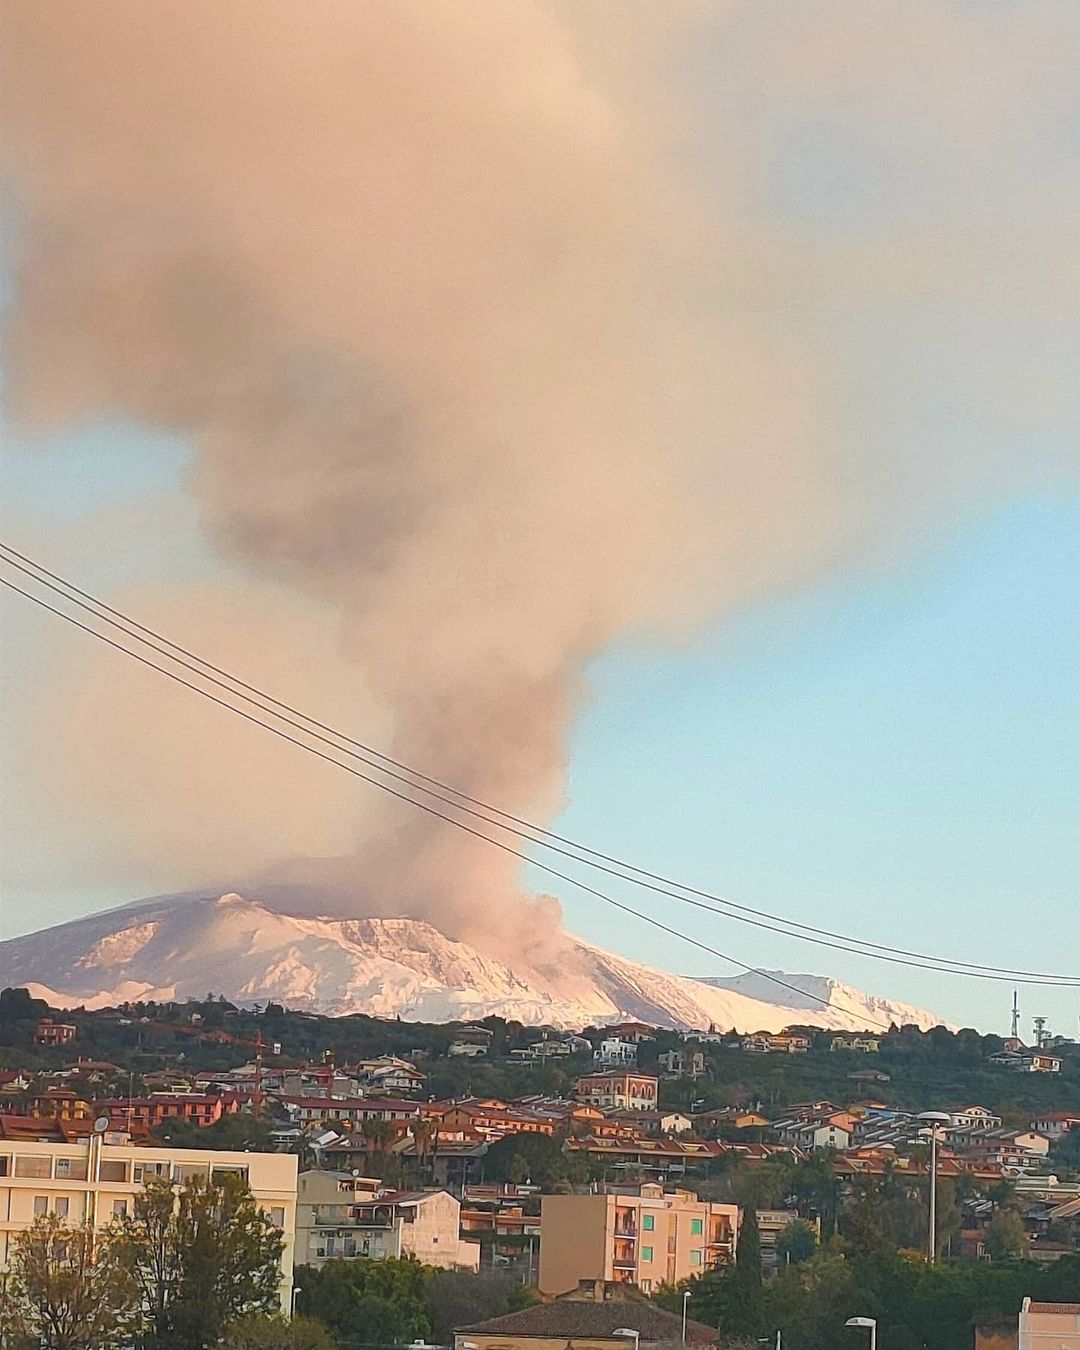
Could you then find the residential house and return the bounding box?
[34,1020,77,1047]
[350,1057,426,1095]
[601,1023,657,1046]
[772,1115,852,1152]
[25,1089,92,1122]
[948,1106,1003,1131]
[538,1183,739,1296]
[657,1048,706,1079]
[988,1050,1062,1073]
[455,1282,720,1350]
[93,1093,235,1131]
[1030,1112,1080,1142]
[576,1072,659,1112]
[741,1032,810,1055]
[829,1034,881,1053]
[296,1170,479,1271]
[757,1209,817,1270]
[593,1039,640,1068]
[436,1099,557,1141]
[279,1096,420,1127]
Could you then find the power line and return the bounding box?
[2,542,1076,988]
[1,574,905,1031]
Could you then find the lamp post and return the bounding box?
[614,1328,641,1350]
[845,1316,877,1350]
[917,1111,951,1263]
[290,1285,301,1319]
[681,1291,691,1346]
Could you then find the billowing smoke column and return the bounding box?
[3,2,1078,963]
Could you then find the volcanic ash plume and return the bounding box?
[3,2,1077,963]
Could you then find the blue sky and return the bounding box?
[3,423,1077,1031]
[1,1,1078,1036]
[549,495,1080,1032]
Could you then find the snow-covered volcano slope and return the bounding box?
[1,889,947,1031]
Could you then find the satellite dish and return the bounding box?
[93,1116,110,1133]
[352,1168,362,1177]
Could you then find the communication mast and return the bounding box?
[1010,990,1020,1040]
[1033,1016,1048,1048]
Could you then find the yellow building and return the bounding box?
[0,1134,297,1312]
[538,1184,739,1296]
[297,1170,480,1271]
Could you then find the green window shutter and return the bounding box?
[691,1218,703,1235]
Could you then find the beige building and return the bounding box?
[297,1170,480,1271]
[1020,1299,1080,1349]
[0,1134,298,1311]
[576,1072,659,1112]
[539,1184,739,1296]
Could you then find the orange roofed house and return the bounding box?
[539,1183,739,1297]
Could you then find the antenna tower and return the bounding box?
[1011,990,1020,1039]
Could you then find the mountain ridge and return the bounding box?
[0,888,950,1033]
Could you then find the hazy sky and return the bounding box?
[1,1,1078,1033]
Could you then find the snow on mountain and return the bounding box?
[0,889,947,1032]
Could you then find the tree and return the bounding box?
[985,1208,1029,1262]
[295,1257,431,1344]
[728,1205,763,1340]
[482,1132,586,1188]
[114,1172,284,1347]
[0,1213,139,1350]
[423,1269,537,1343]
[223,1313,338,1349]
[776,1219,818,1266]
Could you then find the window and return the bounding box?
[642,1246,654,1262]
[15,1156,51,1179]
[33,1196,49,1216]
[112,1200,128,1219]
[642,1214,654,1232]
[55,1197,70,1219]
[269,1206,285,1229]
[691,1218,703,1236]
[690,1250,702,1266]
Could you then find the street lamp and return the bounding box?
[681,1291,691,1347]
[845,1316,877,1350]
[917,1111,951,1263]
[290,1285,301,1319]
[614,1328,641,1350]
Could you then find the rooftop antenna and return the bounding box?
[1011,991,1020,1040]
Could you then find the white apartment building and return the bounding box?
[296,1171,480,1271]
[0,1135,298,1312]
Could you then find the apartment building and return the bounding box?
[538,1183,739,1296]
[576,1072,659,1112]
[0,1134,298,1312]
[296,1171,479,1271]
